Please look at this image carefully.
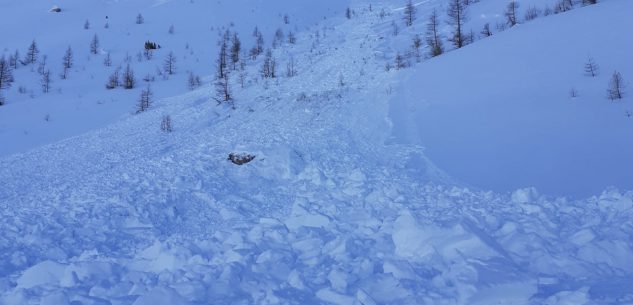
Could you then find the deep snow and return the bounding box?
[388,0,633,197]
[0,0,348,156]
[1,0,633,304]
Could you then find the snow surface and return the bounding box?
[2,0,633,304]
[0,0,348,156]
[387,0,633,197]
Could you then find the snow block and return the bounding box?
[392,211,497,262]
[132,286,186,305]
[17,260,67,289]
[511,187,539,204]
[316,288,355,305]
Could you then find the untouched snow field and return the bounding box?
[1,0,633,304]
[389,0,633,197]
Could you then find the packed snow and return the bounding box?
[1,0,633,304]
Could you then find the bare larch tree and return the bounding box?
[61,46,73,79]
[446,0,469,49]
[607,71,625,100]
[403,0,417,27]
[426,9,444,57]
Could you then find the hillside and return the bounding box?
[389,0,633,197]
[1,0,633,304]
[0,0,347,156]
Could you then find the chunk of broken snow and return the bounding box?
[383,260,416,280]
[328,269,349,292]
[348,169,366,182]
[392,211,497,262]
[133,242,184,273]
[570,229,596,246]
[287,269,306,290]
[285,213,330,230]
[598,190,633,211]
[543,287,589,305]
[132,286,186,305]
[17,260,67,289]
[469,281,537,305]
[392,211,439,260]
[316,288,355,305]
[40,292,69,305]
[511,187,539,204]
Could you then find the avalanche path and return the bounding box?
[1,1,633,304]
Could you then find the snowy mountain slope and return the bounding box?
[0,0,348,156]
[389,0,633,197]
[1,0,633,304]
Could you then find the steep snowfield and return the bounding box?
[2,0,633,304]
[0,0,348,156]
[389,0,633,197]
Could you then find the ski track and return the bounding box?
[1,0,633,304]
